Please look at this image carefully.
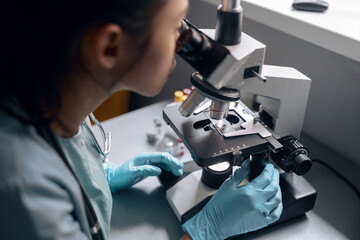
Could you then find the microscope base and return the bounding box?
[158,161,317,225]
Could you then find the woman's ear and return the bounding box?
[82,24,124,70]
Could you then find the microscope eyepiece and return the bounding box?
[176,19,229,78]
[177,29,205,55]
[176,20,212,62]
[221,0,242,11]
[215,0,243,45]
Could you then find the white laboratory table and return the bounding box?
[201,0,360,62]
[96,101,360,240]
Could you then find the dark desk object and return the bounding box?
[293,0,329,12]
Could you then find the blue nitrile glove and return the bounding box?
[182,160,283,240]
[103,152,183,192]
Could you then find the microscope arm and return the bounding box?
[240,65,311,139]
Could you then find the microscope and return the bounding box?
[158,0,317,235]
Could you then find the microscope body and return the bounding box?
[158,0,316,234]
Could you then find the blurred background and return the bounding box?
[94,0,360,169]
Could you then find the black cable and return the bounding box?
[312,159,360,200]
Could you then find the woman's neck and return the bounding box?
[51,73,111,138]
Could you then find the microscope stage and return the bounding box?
[163,102,277,167]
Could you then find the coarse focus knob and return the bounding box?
[271,136,312,175]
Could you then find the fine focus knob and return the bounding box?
[292,153,312,175]
[271,136,312,175]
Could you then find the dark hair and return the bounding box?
[0,0,166,123]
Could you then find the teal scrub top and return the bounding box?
[57,121,113,240]
[0,100,113,239]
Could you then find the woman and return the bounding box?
[0,0,282,239]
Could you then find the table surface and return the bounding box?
[201,0,360,62]
[96,101,360,240]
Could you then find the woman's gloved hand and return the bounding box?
[103,152,183,192]
[182,160,283,240]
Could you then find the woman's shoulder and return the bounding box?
[0,109,78,192]
[0,110,91,239]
